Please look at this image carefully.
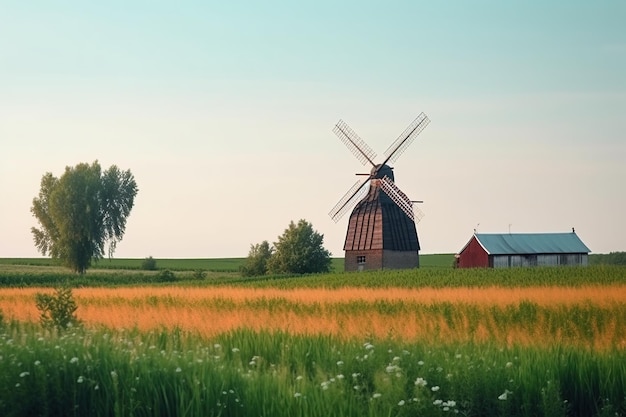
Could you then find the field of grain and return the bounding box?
[2,284,626,349]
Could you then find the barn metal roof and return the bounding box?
[474,233,591,255]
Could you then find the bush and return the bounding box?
[35,286,81,330]
[156,269,176,282]
[141,256,158,270]
[192,269,207,280]
[241,241,273,277]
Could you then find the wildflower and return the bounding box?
[294,392,302,398]
[414,377,427,387]
[175,367,182,373]
[70,357,79,364]
[443,400,456,407]
[393,356,401,362]
[505,362,513,368]
[352,373,360,379]
[110,371,118,378]
[433,399,443,406]
[296,375,303,381]
[34,361,41,366]
[336,374,344,379]
[431,386,440,392]
[455,354,462,359]
[19,372,29,378]
[94,385,99,390]
[214,343,221,349]
[77,376,84,383]
[398,400,405,406]
[372,393,382,399]
[364,343,374,350]
[418,360,424,366]
[321,381,330,390]
[232,347,240,353]
[336,360,344,366]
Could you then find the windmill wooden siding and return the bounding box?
[456,232,590,268]
[344,187,420,271]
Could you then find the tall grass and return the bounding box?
[0,324,624,417]
[2,286,625,349]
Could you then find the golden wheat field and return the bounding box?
[2,285,625,349]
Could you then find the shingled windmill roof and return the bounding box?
[344,183,419,251]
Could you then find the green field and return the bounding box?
[1,258,625,416]
[0,253,455,272]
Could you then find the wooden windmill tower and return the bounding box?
[329,113,430,271]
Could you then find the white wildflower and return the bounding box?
[393,356,401,362]
[398,400,405,406]
[364,343,374,350]
[294,392,302,398]
[175,367,182,373]
[296,375,303,381]
[214,343,221,349]
[231,347,240,353]
[418,360,424,366]
[336,374,344,379]
[19,372,29,378]
[337,360,344,366]
[70,357,79,364]
[77,376,84,383]
[372,393,382,399]
[34,361,41,366]
[414,377,427,387]
[505,362,513,368]
[433,399,443,405]
[431,386,440,392]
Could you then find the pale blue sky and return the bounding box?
[1,1,625,258]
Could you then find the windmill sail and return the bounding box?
[333,120,377,167]
[379,176,415,221]
[382,112,430,165]
[329,178,369,222]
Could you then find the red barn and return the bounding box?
[456,231,590,268]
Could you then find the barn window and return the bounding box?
[357,256,366,264]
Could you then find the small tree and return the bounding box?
[31,161,138,274]
[35,286,81,330]
[267,219,332,275]
[241,241,273,277]
[142,256,158,270]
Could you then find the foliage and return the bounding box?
[267,219,332,275]
[240,240,274,277]
[0,326,624,417]
[192,269,207,280]
[31,161,138,274]
[141,256,158,270]
[35,286,81,330]
[590,251,626,265]
[156,269,176,282]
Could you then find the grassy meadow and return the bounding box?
[0,257,625,416]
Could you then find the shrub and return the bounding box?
[35,286,81,330]
[156,269,176,282]
[192,269,207,280]
[141,256,158,270]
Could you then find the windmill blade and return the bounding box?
[329,178,369,222]
[413,205,425,224]
[333,119,377,167]
[382,112,430,166]
[379,176,415,221]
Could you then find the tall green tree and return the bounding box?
[267,219,332,275]
[240,240,273,277]
[31,161,138,274]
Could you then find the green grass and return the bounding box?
[0,324,623,417]
[0,254,451,273]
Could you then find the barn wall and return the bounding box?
[458,236,489,268]
[493,253,588,268]
[382,250,419,269]
[345,250,383,272]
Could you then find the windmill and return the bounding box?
[329,112,430,271]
